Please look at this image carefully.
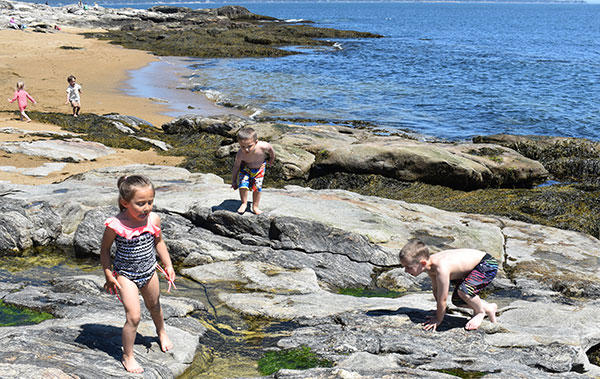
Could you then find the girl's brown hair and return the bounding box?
[117,175,154,211]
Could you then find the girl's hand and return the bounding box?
[103,276,121,295]
[164,266,176,282]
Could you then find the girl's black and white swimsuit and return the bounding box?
[104,216,160,289]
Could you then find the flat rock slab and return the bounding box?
[0,138,115,162]
[0,162,67,177]
[0,126,78,137]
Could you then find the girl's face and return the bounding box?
[121,185,154,223]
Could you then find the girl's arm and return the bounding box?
[8,92,17,103]
[151,213,175,281]
[100,227,121,293]
[26,92,36,104]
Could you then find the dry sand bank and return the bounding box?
[0,28,212,185]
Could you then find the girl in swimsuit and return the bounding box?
[100,175,175,374]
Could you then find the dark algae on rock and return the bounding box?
[82,6,382,58]
[257,346,333,375]
[0,300,52,326]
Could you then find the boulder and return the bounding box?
[317,137,548,190]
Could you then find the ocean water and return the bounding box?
[46,1,600,141]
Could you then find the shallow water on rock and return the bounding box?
[0,248,297,378]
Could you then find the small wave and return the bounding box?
[284,18,308,23]
[249,109,262,120]
[333,42,343,50]
[203,89,224,103]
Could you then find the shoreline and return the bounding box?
[125,56,248,119]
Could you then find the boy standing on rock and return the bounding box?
[231,127,275,215]
[399,239,498,331]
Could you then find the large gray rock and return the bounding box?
[317,137,548,189]
[3,164,600,377]
[0,275,204,378]
[0,197,61,252]
[0,138,115,162]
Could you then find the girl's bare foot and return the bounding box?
[237,202,247,214]
[252,207,263,215]
[159,331,173,352]
[122,354,144,374]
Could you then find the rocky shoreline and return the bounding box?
[2,164,600,378]
[2,1,600,378]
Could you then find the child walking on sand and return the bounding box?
[231,127,275,215]
[65,75,82,117]
[100,175,175,373]
[399,239,498,331]
[7,81,36,122]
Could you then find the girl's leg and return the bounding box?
[116,275,144,373]
[238,188,249,214]
[252,191,263,215]
[140,272,173,352]
[21,110,31,122]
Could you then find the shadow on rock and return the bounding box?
[74,323,150,360]
[366,307,467,331]
[212,199,244,213]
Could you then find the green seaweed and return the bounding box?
[29,112,155,151]
[0,300,53,326]
[338,287,406,298]
[257,346,333,375]
[0,245,98,272]
[433,368,489,378]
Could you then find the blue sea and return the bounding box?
[45,1,600,141]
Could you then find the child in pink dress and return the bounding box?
[7,81,36,122]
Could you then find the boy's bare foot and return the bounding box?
[159,331,173,352]
[237,203,247,214]
[252,207,263,215]
[485,302,498,323]
[122,354,144,374]
[465,312,486,330]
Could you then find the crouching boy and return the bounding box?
[399,239,498,331]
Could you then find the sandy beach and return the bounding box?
[0,27,233,185]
